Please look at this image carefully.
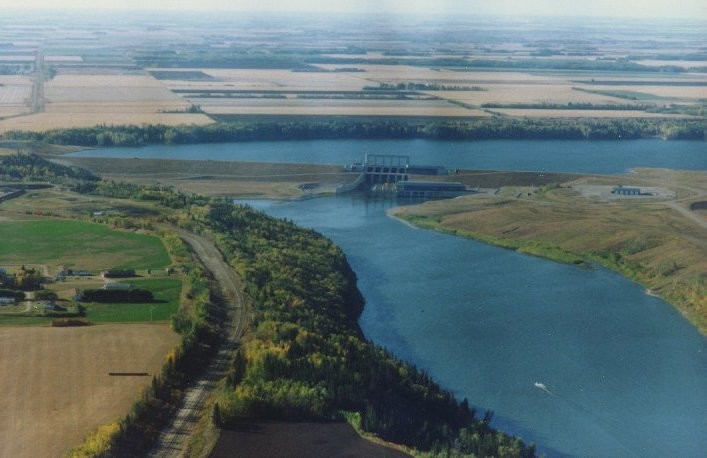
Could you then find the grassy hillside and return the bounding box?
[394,170,707,334]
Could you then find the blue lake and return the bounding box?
[70,138,706,174]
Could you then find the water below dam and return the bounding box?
[242,195,706,457]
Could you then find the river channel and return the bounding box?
[72,140,707,456]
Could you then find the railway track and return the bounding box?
[148,231,246,457]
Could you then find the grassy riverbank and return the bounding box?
[394,169,707,334]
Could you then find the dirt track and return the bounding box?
[149,231,246,457]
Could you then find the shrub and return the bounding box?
[51,318,92,327]
[80,288,154,303]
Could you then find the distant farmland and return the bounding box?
[1,17,705,132]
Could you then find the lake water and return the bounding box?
[244,196,707,458]
[75,138,706,455]
[70,138,706,174]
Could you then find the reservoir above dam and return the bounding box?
[70,138,707,174]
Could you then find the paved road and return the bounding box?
[32,47,45,113]
[148,230,246,458]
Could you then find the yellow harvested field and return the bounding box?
[489,108,695,118]
[430,85,628,105]
[44,102,190,114]
[0,324,179,458]
[0,106,30,118]
[0,72,221,131]
[47,74,170,88]
[46,74,183,104]
[0,75,33,85]
[147,67,369,91]
[203,104,487,117]
[315,64,558,84]
[0,75,32,118]
[0,112,213,133]
[144,65,707,121]
[0,85,31,105]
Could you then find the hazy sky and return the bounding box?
[6,0,707,19]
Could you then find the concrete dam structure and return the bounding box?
[338,154,468,198]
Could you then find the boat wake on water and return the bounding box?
[534,382,556,396]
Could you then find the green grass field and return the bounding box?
[0,219,170,270]
[83,278,182,323]
[0,315,53,326]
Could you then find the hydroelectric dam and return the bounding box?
[337,153,469,198]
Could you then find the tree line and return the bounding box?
[0,152,99,187]
[3,117,704,148]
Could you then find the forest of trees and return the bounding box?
[2,117,704,148]
[0,152,99,186]
[202,201,534,456]
[75,180,535,457]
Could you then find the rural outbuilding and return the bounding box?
[612,186,641,196]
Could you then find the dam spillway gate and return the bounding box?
[360,154,410,185]
[338,153,467,198]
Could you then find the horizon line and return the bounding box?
[3,7,706,22]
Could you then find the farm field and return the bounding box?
[149,64,706,119]
[0,72,213,133]
[0,218,171,271]
[0,15,704,132]
[0,112,212,133]
[0,324,179,458]
[80,278,182,323]
[201,104,485,117]
[0,76,32,118]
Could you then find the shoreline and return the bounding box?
[391,210,706,336]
